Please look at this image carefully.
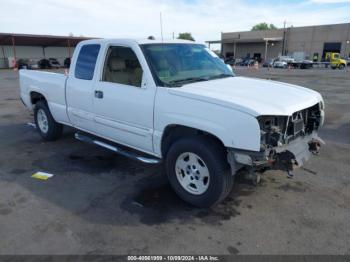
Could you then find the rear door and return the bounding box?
[92,43,156,154]
[66,44,101,132]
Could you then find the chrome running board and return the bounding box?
[74,132,161,164]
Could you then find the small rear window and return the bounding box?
[75,44,100,80]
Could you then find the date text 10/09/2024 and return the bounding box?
[127,255,220,261]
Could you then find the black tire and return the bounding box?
[34,100,63,141]
[165,136,234,208]
[339,64,345,70]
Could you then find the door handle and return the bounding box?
[94,90,103,99]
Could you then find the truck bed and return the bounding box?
[19,70,69,124]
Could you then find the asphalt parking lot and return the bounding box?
[0,67,350,255]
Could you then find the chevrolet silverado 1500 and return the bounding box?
[19,39,325,207]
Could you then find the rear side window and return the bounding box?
[75,44,100,80]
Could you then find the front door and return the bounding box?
[93,45,156,154]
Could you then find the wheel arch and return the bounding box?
[160,124,226,158]
[30,91,47,106]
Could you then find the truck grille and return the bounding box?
[286,103,321,142]
[258,103,322,147]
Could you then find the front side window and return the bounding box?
[75,44,100,80]
[102,46,143,87]
[141,44,233,87]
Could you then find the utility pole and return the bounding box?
[11,36,17,69]
[282,20,286,55]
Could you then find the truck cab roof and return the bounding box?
[79,38,199,46]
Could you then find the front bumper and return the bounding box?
[227,132,324,174]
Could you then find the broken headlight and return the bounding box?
[257,116,288,148]
[257,103,322,149]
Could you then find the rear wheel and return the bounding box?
[34,100,63,141]
[165,136,234,208]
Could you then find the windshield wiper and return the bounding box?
[167,76,209,87]
[207,73,233,80]
[167,74,233,87]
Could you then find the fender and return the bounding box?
[153,87,261,156]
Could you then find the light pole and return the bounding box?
[282,20,286,55]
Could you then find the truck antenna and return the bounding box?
[160,12,164,42]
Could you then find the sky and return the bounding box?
[0,0,350,45]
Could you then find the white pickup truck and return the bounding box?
[19,39,325,207]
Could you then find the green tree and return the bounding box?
[251,23,277,31]
[177,32,195,41]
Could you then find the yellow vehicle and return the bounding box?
[325,52,347,69]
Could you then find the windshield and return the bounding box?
[141,43,234,87]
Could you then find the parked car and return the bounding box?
[346,57,350,66]
[234,58,243,65]
[278,56,295,63]
[224,57,236,66]
[17,59,29,69]
[48,58,61,69]
[242,58,255,66]
[17,59,39,69]
[64,57,71,68]
[19,39,325,207]
[262,59,275,68]
[38,59,51,69]
[273,60,288,68]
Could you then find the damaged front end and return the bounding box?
[228,102,325,181]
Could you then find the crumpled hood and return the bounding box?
[168,76,323,116]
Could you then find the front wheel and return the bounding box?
[165,136,234,208]
[339,64,345,70]
[34,100,63,141]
